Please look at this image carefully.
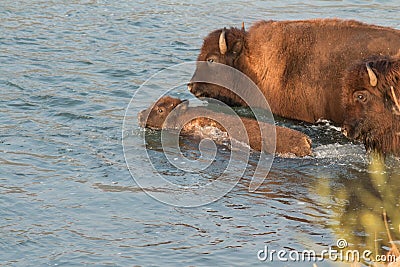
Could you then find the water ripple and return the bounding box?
[1,0,399,266]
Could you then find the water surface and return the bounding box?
[1,0,400,266]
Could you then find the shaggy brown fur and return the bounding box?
[188,19,400,125]
[138,96,312,157]
[342,56,400,156]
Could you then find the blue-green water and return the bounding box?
[1,1,400,266]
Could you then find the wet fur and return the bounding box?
[138,96,312,157]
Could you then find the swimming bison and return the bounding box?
[342,55,400,156]
[138,96,312,157]
[188,19,400,125]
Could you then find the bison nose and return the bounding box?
[187,82,193,92]
[187,82,203,97]
[341,125,349,137]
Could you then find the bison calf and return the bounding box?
[342,55,400,156]
[138,96,312,157]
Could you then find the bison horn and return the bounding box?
[366,63,378,87]
[390,86,400,115]
[219,28,227,55]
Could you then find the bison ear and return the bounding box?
[231,40,243,56]
[176,100,189,112]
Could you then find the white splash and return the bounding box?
[313,143,366,160]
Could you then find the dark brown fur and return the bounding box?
[342,56,400,156]
[188,19,400,125]
[138,96,312,157]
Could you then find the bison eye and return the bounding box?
[207,58,214,63]
[158,108,163,113]
[353,91,369,103]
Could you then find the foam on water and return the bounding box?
[313,143,366,160]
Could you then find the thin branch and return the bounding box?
[383,210,400,256]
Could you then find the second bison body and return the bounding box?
[188,19,400,125]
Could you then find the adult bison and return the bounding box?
[188,19,400,125]
[341,55,400,156]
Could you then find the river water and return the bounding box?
[1,1,400,266]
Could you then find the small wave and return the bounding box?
[5,81,25,90]
[313,143,366,159]
[7,100,37,109]
[314,119,342,132]
[55,112,93,121]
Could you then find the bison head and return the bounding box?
[138,96,188,130]
[188,25,247,106]
[341,56,400,155]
